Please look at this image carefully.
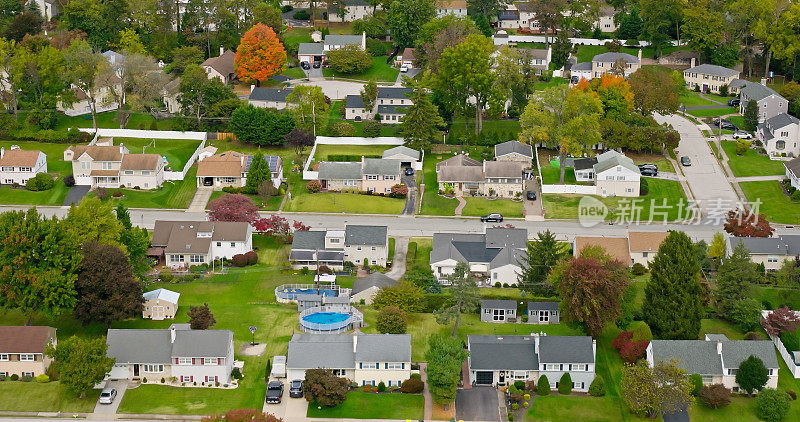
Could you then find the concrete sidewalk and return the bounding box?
[187,187,213,212]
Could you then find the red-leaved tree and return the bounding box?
[293,220,310,231]
[252,215,291,242]
[761,306,800,336]
[235,24,286,84]
[390,184,408,198]
[557,256,629,337]
[207,194,259,223]
[724,209,774,238]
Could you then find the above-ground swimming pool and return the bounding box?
[303,312,350,325]
[299,305,363,333]
[276,287,338,301]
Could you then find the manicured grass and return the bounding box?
[543,178,690,221]
[740,181,800,224]
[574,45,691,64]
[516,42,547,49]
[0,181,69,206]
[419,154,458,216]
[721,141,786,177]
[680,90,716,107]
[99,167,198,209]
[532,77,569,91]
[627,151,676,173]
[313,144,393,161]
[208,191,283,211]
[709,142,721,159]
[686,107,738,118]
[755,286,800,310]
[53,111,179,131]
[282,27,313,46]
[281,66,307,80]
[461,197,523,218]
[407,237,432,270]
[283,192,405,214]
[525,396,631,421]
[687,396,760,422]
[541,166,579,185]
[252,234,291,267]
[0,140,73,176]
[728,115,745,129]
[306,391,424,419]
[322,57,400,82]
[112,138,202,170]
[0,381,101,413]
[700,318,747,340]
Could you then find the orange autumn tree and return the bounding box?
[576,74,634,118]
[235,24,287,84]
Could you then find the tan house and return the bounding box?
[142,288,180,320]
[327,0,379,23]
[350,272,397,305]
[683,64,741,95]
[361,158,400,194]
[120,154,165,189]
[436,154,483,195]
[628,231,668,266]
[344,87,413,124]
[727,235,800,271]
[436,0,467,16]
[201,48,236,84]
[574,236,632,266]
[0,146,47,185]
[0,326,57,378]
[150,220,253,269]
[57,81,121,116]
[591,51,641,79]
[316,158,402,193]
[65,140,165,189]
[483,161,524,198]
[196,151,247,189]
[396,48,417,68]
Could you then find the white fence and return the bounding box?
[495,35,681,47]
[541,184,598,195]
[302,136,412,180]
[165,139,206,181]
[769,332,800,378]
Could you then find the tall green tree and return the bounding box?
[526,0,566,46]
[73,242,143,326]
[60,0,128,50]
[715,242,759,320]
[494,46,536,111]
[246,152,271,190]
[518,230,566,294]
[622,360,693,418]
[743,100,759,132]
[728,0,771,77]
[399,84,444,150]
[638,0,682,57]
[415,15,478,71]
[64,197,125,250]
[550,30,572,70]
[643,231,704,340]
[467,0,504,19]
[46,337,115,398]
[425,334,468,404]
[435,261,481,337]
[10,43,68,110]
[229,105,295,146]
[736,355,770,395]
[387,0,436,50]
[682,1,726,61]
[360,79,378,112]
[286,84,329,134]
[63,39,112,130]
[115,204,151,279]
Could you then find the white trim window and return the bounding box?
[361,362,378,369]
[178,357,192,365]
[190,255,205,263]
[170,254,184,263]
[22,372,34,377]
[0,354,8,361]
[19,354,34,361]
[332,369,346,376]
[205,358,219,365]
[543,363,560,371]
[142,364,164,373]
[571,364,587,371]
[513,371,528,380]
[386,362,403,370]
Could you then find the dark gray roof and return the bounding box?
[481,299,516,309]
[324,34,363,47]
[571,62,592,71]
[785,157,800,177]
[494,141,532,158]
[318,250,345,261]
[289,250,315,261]
[741,82,782,102]
[729,235,800,255]
[685,64,739,78]
[498,10,519,20]
[345,94,364,109]
[345,225,387,246]
[650,340,723,375]
[593,52,639,64]
[573,158,598,171]
[721,340,778,369]
[377,104,407,115]
[107,324,232,364]
[729,78,746,88]
[377,87,412,99]
[291,231,326,250]
[287,333,410,369]
[318,161,362,180]
[538,336,595,364]
[431,228,527,269]
[354,334,411,362]
[484,161,524,178]
[452,241,502,263]
[362,158,400,175]
[486,228,528,249]
[298,43,324,55]
[468,335,538,370]
[527,301,559,311]
[382,146,420,160]
[352,272,397,295]
[249,88,292,102]
[766,113,799,129]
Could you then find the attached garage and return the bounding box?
[475,371,494,385]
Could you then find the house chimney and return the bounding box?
[717,339,722,355]
[220,46,225,56]
[119,144,124,153]
[1,147,4,159]
[170,325,176,344]
[353,333,358,353]
[592,339,597,359]
[690,57,696,68]
[637,49,642,62]
[533,334,540,355]
[250,84,255,93]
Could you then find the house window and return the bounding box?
[702,375,713,383]
[544,364,560,371]
[205,358,219,365]
[728,368,738,376]
[18,167,31,172]
[101,162,113,170]
[385,175,395,181]
[493,309,505,321]
[0,372,6,377]
[329,238,340,244]
[216,242,222,247]
[178,358,192,365]
[767,256,779,263]
[0,166,12,171]
[170,254,184,262]
[777,140,786,150]
[361,362,378,369]
[332,369,346,376]
[22,372,34,377]
[142,364,163,372]
[20,354,34,361]
[768,368,775,376]
[142,171,151,176]
[0,354,7,361]
[371,246,376,251]
[539,310,549,323]
[181,375,194,382]
[357,246,362,251]
[124,170,134,175]
[386,362,403,370]
[513,371,528,380]
[190,255,205,263]
[81,162,90,170]
[367,175,378,180]
[571,364,587,371]
[572,382,584,389]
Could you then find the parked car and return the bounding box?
[289,380,303,398]
[400,64,410,73]
[732,131,753,140]
[727,98,741,107]
[480,213,504,222]
[526,190,537,201]
[640,167,658,176]
[404,167,414,176]
[312,61,321,69]
[265,381,284,404]
[300,61,310,70]
[98,388,117,405]
[681,156,692,166]
[713,118,737,130]
[638,163,658,171]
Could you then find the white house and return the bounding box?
[786,157,800,190]
[64,140,165,189]
[150,221,253,269]
[436,0,467,17]
[758,113,800,158]
[57,82,121,117]
[201,48,236,84]
[593,150,640,197]
[142,288,180,320]
[327,0,379,22]
[0,146,47,185]
[727,235,800,272]
[297,33,366,66]
[289,225,389,269]
[248,87,292,110]
[344,86,413,124]
[430,227,527,285]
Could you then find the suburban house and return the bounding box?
[150,220,253,269]
[0,326,57,378]
[202,48,236,84]
[739,82,789,123]
[163,78,181,114]
[647,334,779,392]
[248,87,292,110]
[382,145,422,170]
[481,299,518,323]
[757,113,800,158]
[350,273,397,305]
[361,158,401,194]
[727,235,800,271]
[286,333,412,387]
[528,302,560,324]
[0,146,47,185]
[327,0,379,22]
[289,225,389,269]
[593,150,641,197]
[591,51,641,79]
[785,157,800,189]
[57,80,121,116]
[344,86,413,123]
[64,140,165,189]
[429,227,527,285]
[197,151,282,189]
[396,48,417,68]
[628,231,668,266]
[495,3,544,32]
[467,334,596,391]
[316,158,402,193]
[484,161,525,198]
[682,64,741,94]
[573,157,597,182]
[595,6,618,33]
[436,154,483,196]
[436,0,467,17]
[574,236,633,266]
[30,0,59,20]
[570,61,593,84]
[495,141,533,164]
[142,288,180,320]
[297,33,366,66]
[521,48,552,75]
[106,324,235,384]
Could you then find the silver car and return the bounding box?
[732,131,753,140]
[98,388,117,404]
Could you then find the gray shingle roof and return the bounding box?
[729,78,746,88]
[318,161,362,180]
[287,333,410,369]
[377,87,412,99]
[766,113,799,129]
[362,158,400,175]
[494,141,532,158]
[436,154,481,170]
[345,225,387,246]
[352,272,397,295]
[571,62,592,71]
[382,146,420,161]
[468,335,538,370]
[345,94,364,109]
[728,235,800,255]
[481,299,516,309]
[527,301,559,311]
[593,150,639,174]
[325,35,363,47]
[573,157,598,171]
[650,340,723,375]
[437,165,484,182]
[249,88,292,102]
[298,43,324,55]
[538,336,595,364]
[377,104,407,115]
[107,324,232,364]
[721,340,778,369]
[741,82,782,102]
[484,161,524,178]
[431,228,527,268]
[593,52,639,64]
[685,64,739,78]
[291,231,326,250]
[354,334,411,362]
[786,157,800,177]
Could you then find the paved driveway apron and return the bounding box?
[92,380,128,415]
[654,113,739,221]
[456,386,500,422]
[401,172,417,215]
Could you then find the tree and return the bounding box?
[494,46,536,111]
[583,74,634,119]
[372,281,424,312]
[64,197,124,249]
[707,232,726,267]
[251,2,282,33]
[74,242,143,326]
[756,389,791,422]
[736,355,769,395]
[416,15,478,71]
[550,30,572,70]
[628,66,680,115]
[102,51,170,128]
[743,99,759,132]
[638,0,681,57]
[643,231,703,340]
[715,242,759,319]
[724,209,774,238]
[556,255,629,337]
[402,266,438,291]
[235,24,286,84]
[116,204,151,279]
[526,0,566,47]
[252,215,292,242]
[621,360,692,417]
[517,230,566,294]
[303,368,349,407]
[0,0,22,30]
[285,128,315,160]
[360,80,378,112]
[558,373,572,394]
[286,85,329,133]
[0,209,82,318]
[326,44,372,74]
[731,298,763,332]
[62,39,111,130]
[45,336,115,398]
[467,0,504,20]
[387,0,436,50]
[10,42,68,110]
[621,361,657,416]
[376,305,407,333]
[60,0,127,50]
[682,2,726,60]
[537,374,551,395]
[246,153,271,192]
[616,9,643,39]
[179,64,237,126]
[761,306,800,336]
[399,84,443,150]
[698,384,731,408]
[435,261,481,337]
[202,409,283,422]
[230,105,295,146]
[167,46,205,75]
[207,194,260,223]
[3,11,40,42]
[425,334,468,404]
[188,303,217,330]
[518,85,603,183]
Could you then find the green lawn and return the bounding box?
[313,144,393,162]
[208,191,283,211]
[461,197,523,218]
[709,142,721,159]
[574,45,691,64]
[755,286,800,310]
[112,138,202,170]
[541,166,579,185]
[680,91,716,107]
[0,140,73,176]
[740,181,800,224]
[306,391,424,419]
[721,141,786,177]
[283,192,405,214]
[728,115,745,129]
[407,237,432,270]
[628,152,676,174]
[525,396,632,421]
[322,57,399,82]
[281,66,306,79]
[700,318,747,340]
[419,153,458,216]
[543,178,690,221]
[0,181,69,206]
[686,107,738,118]
[97,167,198,209]
[532,77,569,91]
[0,381,100,413]
[448,119,521,141]
[53,111,179,131]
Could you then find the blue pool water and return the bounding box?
[279,288,337,299]
[302,312,350,324]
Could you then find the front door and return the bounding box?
[539,310,549,323]
[498,371,506,385]
[152,306,164,320]
[321,180,327,189]
[133,364,140,377]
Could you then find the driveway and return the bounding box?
[262,379,308,422]
[524,177,543,220]
[401,171,417,215]
[384,236,408,280]
[395,68,420,85]
[63,185,90,206]
[290,79,365,100]
[663,408,690,422]
[302,66,323,79]
[456,386,500,422]
[654,113,739,221]
[92,380,128,415]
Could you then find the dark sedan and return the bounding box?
[480,213,504,222]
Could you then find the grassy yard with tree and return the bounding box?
[720,142,786,176]
[111,138,202,170]
[322,57,399,82]
[740,181,800,224]
[306,391,424,419]
[686,107,739,118]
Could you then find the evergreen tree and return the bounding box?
[399,85,444,151]
[643,231,704,339]
[116,203,151,279]
[736,355,769,395]
[616,9,643,40]
[743,99,759,132]
[518,229,566,294]
[715,242,758,320]
[246,152,269,191]
[435,261,481,336]
[360,79,378,112]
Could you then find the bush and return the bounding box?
[307,180,321,193]
[699,384,731,408]
[159,269,174,283]
[161,377,165,383]
[588,377,605,396]
[792,191,800,202]
[690,374,704,396]
[244,250,258,265]
[400,377,424,393]
[292,9,310,19]
[142,377,147,383]
[612,331,634,350]
[536,375,550,395]
[756,389,791,422]
[720,85,729,97]
[111,189,123,198]
[362,120,382,137]
[511,403,519,410]
[376,305,407,334]
[326,44,372,74]
[390,184,408,198]
[34,374,49,383]
[232,254,247,267]
[366,38,389,56]
[735,139,752,156]
[514,380,526,390]
[639,178,649,196]
[94,187,108,200]
[20,375,32,382]
[63,174,75,187]
[231,367,242,380]
[281,5,293,12]
[788,390,797,400]
[558,373,572,395]
[25,173,54,191]
[10,374,19,381]
[631,263,647,275]
[330,121,355,136]
[377,381,386,392]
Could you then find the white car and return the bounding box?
[98,388,117,405]
[732,131,753,140]
[400,64,410,73]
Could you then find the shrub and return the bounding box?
[494,282,501,287]
[111,189,123,198]
[588,377,605,396]
[511,403,519,410]
[20,375,32,382]
[281,5,293,12]
[377,381,386,392]
[690,374,704,396]
[745,331,764,340]
[390,184,408,198]
[244,250,258,265]
[10,374,19,381]
[525,379,535,391]
[698,384,731,408]
[756,389,791,422]
[514,380,526,390]
[307,180,321,193]
[612,331,633,350]
[232,254,248,267]
[376,305,407,334]
[63,174,75,187]
[292,9,310,19]
[231,367,242,380]
[366,37,389,56]
[161,377,165,383]
[94,187,108,200]
[26,173,54,191]
[400,377,424,393]
[330,121,355,136]
[631,263,647,275]
[523,393,530,401]
[536,375,550,395]
[735,139,752,155]
[639,178,649,196]
[720,85,729,97]
[34,374,49,383]
[160,269,174,283]
[620,340,648,363]
[142,377,147,383]
[558,373,572,395]
[791,191,800,202]
[788,390,797,400]
[363,120,382,137]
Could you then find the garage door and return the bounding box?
[475,371,494,385]
[107,364,128,379]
